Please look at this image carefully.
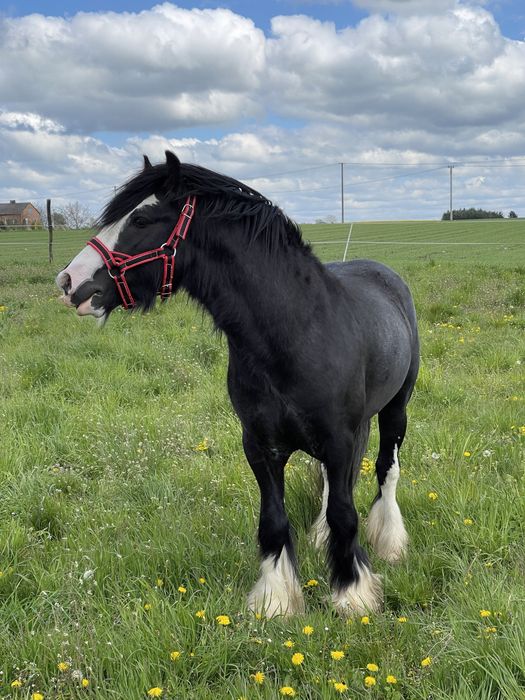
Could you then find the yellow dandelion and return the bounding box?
[280,687,296,697]
[361,616,370,625]
[147,688,163,697]
[156,578,164,587]
[195,438,209,451]
[333,682,348,693]
[364,676,376,687]
[199,577,206,584]
[284,639,295,648]
[178,585,187,593]
[480,609,491,618]
[81,679,90,688]
[291,652,304,666]
[32,695,44,700]
[251,671,265,685]
[366,663,379,672]
[144,603,152,611]
[421,656,432,667]
[361,457,374,474]
[11,680,23,688]
[305,579,319,587]
[428,492,438,501]
[397,616,408,623]
[386,675,397,684]
[463,518,473,526]
[331,650,345,661]
[484,626,497,634]
[57,662,70,672]
[463,451,471,457]
[170,651,181,661]
[195,609,205,619]
[216,614,231,626]
[0,306,7,312]
[302,625,314,635]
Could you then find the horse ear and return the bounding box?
[143,154,152,169]
[165,150,181,192]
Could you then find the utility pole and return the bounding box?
[340,162,344,223]
[448,165,454,221]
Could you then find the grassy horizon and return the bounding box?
[0,221,524,698]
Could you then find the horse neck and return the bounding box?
[180,219,324,370]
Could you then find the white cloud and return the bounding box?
[266,6,521,135]
[0,2,524,221]
[0,110,65,133]
[0,4,265,131]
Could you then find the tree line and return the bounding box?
[34,201,96,229]
[441,208,518,220]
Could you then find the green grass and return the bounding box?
[0,220,524,699]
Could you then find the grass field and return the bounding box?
[0,219,524,699]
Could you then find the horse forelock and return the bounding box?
[98,161,307,253]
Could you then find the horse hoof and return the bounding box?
[367,499,409,563]
[247,550,306,618]
[331,563,383,617]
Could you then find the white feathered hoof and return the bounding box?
[331,562,383,617]
[247,550,305,618]
[367,496,409,563]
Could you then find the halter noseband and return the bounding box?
[87,195,196,310]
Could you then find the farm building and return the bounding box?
[0,200,42,227]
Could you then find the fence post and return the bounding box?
[47,199,53,263]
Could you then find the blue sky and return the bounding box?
[4,1,369,33]
[1,0,525,221]
[5,0,525,38]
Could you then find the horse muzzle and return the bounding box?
[56,270,106,318]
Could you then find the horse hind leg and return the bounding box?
[309,463,330,550]
[367,393,410,563]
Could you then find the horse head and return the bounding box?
[56,151,185,320]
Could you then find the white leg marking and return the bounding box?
[367,445,408,562]
[309,463,330,550]
[331,560,383,616]
[247,548,305,618]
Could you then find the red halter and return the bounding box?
[87,195,196,310]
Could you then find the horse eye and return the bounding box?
[133,216,149,228]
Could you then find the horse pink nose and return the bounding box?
[56,270,72,295]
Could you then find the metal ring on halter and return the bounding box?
[108,267,120,279]
[160,243,177,254]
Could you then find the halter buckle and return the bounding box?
[108,266,120,280]
[181,202,194,219]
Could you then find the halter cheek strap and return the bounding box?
[87,195,196,309]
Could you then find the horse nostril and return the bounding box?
[57,271,72,295]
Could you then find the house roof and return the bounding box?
[0,202,35,216]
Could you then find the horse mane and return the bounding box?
[98,162,310,254]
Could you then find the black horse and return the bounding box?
[56,152,419,617]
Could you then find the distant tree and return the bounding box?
[508,210,518,219]
[441,208,504,221]
[57,201,94,229]
[315,215,337,224]
[53,211,67,226]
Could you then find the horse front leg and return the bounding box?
[243,430,305,618]
[324,433,383,616]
